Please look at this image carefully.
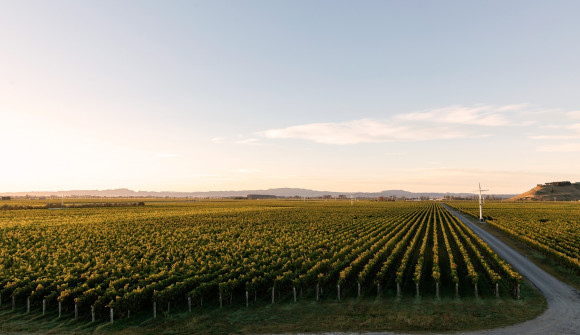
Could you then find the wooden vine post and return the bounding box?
[316,283,320,302]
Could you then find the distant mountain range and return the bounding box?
[0,187,516,199]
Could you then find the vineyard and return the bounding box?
[447,201,580,273]
[0,200,522,324]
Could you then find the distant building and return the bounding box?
[544,181,572,186]
[247,194,277,200]
[1,196,11,200]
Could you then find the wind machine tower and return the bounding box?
[478,183,488,223]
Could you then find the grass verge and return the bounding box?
[0,286,546,335]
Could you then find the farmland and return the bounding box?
[447,201,580,274]
[0,200,543,333]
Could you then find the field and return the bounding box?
[0,199,544,333]
[447,201,580,273]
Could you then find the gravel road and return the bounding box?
[268,205,580,335]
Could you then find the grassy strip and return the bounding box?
[0,285,545,335]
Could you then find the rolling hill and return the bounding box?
[509,181,580,201]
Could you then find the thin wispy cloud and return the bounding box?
[258,104,527,145]
[260,119,467,145]
[531,134,580,140]
[531,122,580,139]
[235,138,261,145]
[211,137,263,145]
[155,153,181,159]
[233,168,261,174]
[497,103,532,112]
[395,105,516,126]
[163,173,219,179]
[537,142,580,152]
[530,113,580,141]
[531,119,580,152]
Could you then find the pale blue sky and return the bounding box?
[1,1,579,193]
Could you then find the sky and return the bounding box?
[1,1,580,194]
